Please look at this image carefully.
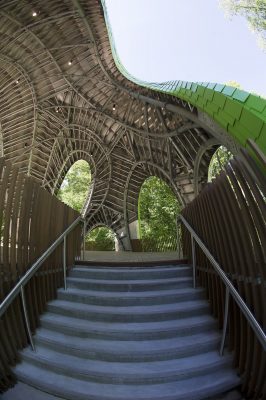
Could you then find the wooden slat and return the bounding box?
[181,151,266,400]
[0,158,80,393]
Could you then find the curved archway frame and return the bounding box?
[0,0,264,252]
[123,160,183,250]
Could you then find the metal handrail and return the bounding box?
[178,215,266,354]
[0,215,84,350]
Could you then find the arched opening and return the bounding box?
[85,226,116,251]
[57,159,91,212]
[208,145,233,182]
[137,176,181,252]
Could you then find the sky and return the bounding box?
[104,0,266,96]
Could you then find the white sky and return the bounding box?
[105,0,266,96]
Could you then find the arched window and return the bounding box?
[57,160,91,212]
[138,176,181,252]
[86,226,116,251]
[208,145,233,182]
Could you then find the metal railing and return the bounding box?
[178,215,266,356]
[0,216,85,351]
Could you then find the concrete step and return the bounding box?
[40,313,218,340]
[34,328,221,362]
[15,362,240,400]
[46,298,210,322]
[9,262,240,400]
[70,265,192,280]
[0,382,244,400]
[66,276,193,291]
[57,286,205,306]
[20,346,234,384]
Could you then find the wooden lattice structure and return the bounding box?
[0,1,265,397]
[2,0,265,249]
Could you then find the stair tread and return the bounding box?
[35,328,221,354]
[72,265,190,273]
[48,298,209,315]
[12,263,240,398]
[73,265,189,272]
[22,345,232,376]
[67,276,193,285]
[40,313,217,334]
[69,266,192,280]
[15,362,240,400]
[57,286,204,299]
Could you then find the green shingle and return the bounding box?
[204,89,215,101]
[196,86,205,96]
[162,78,265,158]
[219,109,235,126]
[240,109,264,137]
[188,92,199,102]
[214,84,225,92]
[223,98,243,119]
[257,124,266,152]
[213,92,226,108]
[231,121,253,145]
[245,95,266,113]
[191,83,198,93]
[232,89,250,103]
[222,86,236,97]
[196,97,207,109]
[214,112,228,130]
[205,101,220,115]
[207,82,216,89]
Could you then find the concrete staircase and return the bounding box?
[14,263,240,400]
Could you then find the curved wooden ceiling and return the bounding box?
[0,0,239,242]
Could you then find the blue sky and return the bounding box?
[104,0,266,96]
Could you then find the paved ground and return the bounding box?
[0,383,244,400]
[82,250,181,263]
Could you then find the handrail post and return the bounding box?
[220,286,230,356]
[177,220,180,258]
[176,218,179,256]
[191,234,196,288]
[63,235,67,290]
[178,215,266,351]
[83,220,86,261]
[20,285,35,352]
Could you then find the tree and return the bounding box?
[138,177,181,250]
[219,0,266,50]
[57,160,91,212]
[57,160,115,250]
[226,80,242,89]
[208,146,233,181]
[86,227,115,251]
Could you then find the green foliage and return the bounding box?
[57,160,91,212]
[226,80,242,88]
[219,0,266,50]
[208,146,233,181]
[138,177,181,251]
[86,226,115,251]
[57,161,115,250]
